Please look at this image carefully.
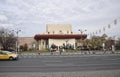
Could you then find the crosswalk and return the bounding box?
[18,51,120,59]
[19,54,83,58]
[19,55,77,58]
[19,55,40,58]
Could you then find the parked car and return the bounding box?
[0,51,18,60]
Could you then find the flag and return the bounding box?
[99,30,101,33]
[103,27,105,31]
[108,24,111,28]
[114,19,117,25]
[96,31,97,34]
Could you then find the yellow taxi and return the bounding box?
[0,51,18,60]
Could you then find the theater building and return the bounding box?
[34,24,87,50]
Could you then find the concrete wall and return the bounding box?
[18,37,36,49]
[46,24,72,34]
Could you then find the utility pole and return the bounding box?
[12,30,21,53]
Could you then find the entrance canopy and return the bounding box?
[34,34,87,41]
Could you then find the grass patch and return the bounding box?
[21,49,81,53]
[65,49,79,52]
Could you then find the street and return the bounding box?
[0,54,120,72]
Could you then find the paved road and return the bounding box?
[0,54,120,72]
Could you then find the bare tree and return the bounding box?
[0,27,17,51]
[116,38,120,50]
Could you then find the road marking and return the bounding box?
[0,66,46,68]
[45,63,73,66]
[18,54,120,59]
[41,60,62,63]
[0,62,120,68]
[103,58,120,61]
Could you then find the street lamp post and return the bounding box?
[78,29,87,53]
[12,30,21,53]
[78,29,87,34]
[112,36,116,53]
[78,29,87,43]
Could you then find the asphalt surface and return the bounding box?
[0,54,120,72]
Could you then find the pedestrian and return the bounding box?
[111,45,115,54]
[59,46,62,55]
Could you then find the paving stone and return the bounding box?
[0,70,120,77]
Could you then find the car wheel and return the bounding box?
[9,57,14,61]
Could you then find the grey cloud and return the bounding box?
[0,0,120,37]
[0,14,8,23]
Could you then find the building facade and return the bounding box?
[18,37,36,50]
[34,24,87,50]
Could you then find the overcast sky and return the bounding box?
[0,0,120,38]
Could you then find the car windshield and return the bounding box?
[2,51,12,54]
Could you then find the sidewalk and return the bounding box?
[19,50,120,56]
[0,69,120,77]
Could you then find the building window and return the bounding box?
[67,31,69,34]
[48,32,50,34]
[53,31,54,34]
[59,30,62,34]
